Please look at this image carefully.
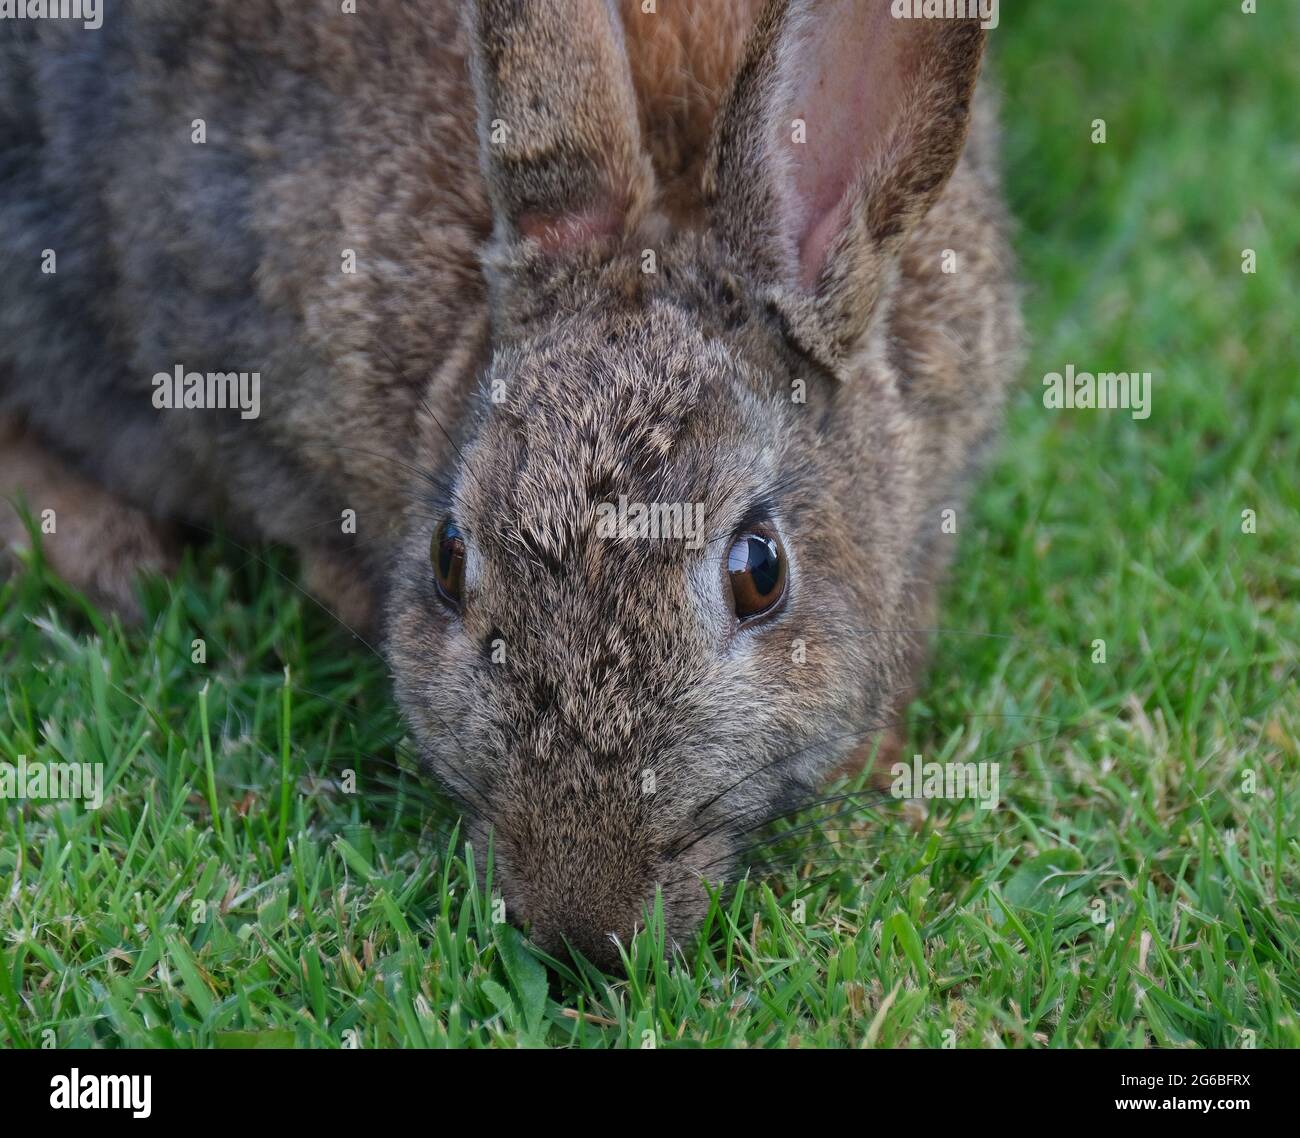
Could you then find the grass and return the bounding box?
[1,0,1297,1048]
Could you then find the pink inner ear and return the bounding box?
[784,0,909,288]
[516,204,625,253]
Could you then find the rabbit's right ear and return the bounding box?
[469,0,654,258]
[703,0,987,377]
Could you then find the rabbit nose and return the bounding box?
[518,894,643,972]
[530,919,628,972]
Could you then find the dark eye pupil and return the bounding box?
[742,536,779,596]
[438,534,459,580]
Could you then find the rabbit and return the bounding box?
[0,0,1022,968]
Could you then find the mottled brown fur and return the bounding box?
[0,416,175,620]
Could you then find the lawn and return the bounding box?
[1,0,1296,1048]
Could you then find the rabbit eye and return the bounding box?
[727,530,787,622]
[432,520,466,607]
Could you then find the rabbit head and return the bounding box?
[387,0,991,968]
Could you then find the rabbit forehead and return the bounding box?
[485,288,742,415]
[460,303,785,550]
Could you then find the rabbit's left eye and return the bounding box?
[727,529,787,622]
[432,520,466,608]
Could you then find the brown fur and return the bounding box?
[0,417,175,620]
[1,0,1022,967]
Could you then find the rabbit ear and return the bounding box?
[703,0,986,374]
[470,0,654,254]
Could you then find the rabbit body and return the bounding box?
[1,0,1021,964]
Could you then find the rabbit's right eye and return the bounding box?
[432,520,466,608]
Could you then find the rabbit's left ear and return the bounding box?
[469,0,654,256]
[703,0,986,375]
